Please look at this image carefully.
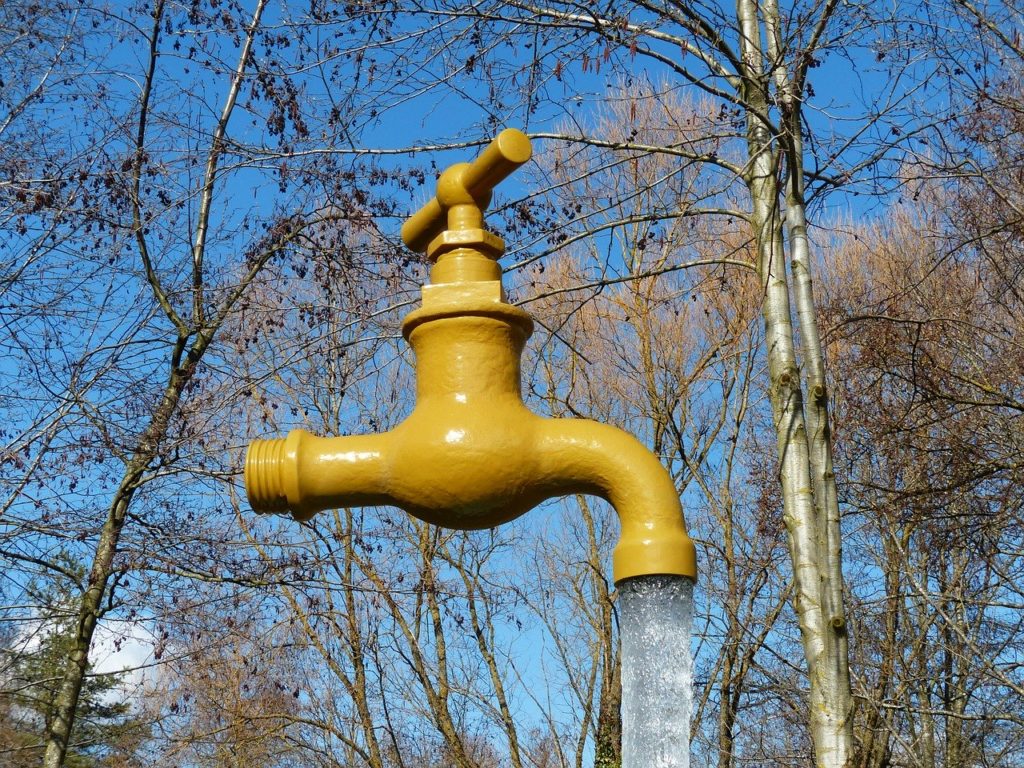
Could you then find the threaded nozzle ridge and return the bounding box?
[245,438,289,513]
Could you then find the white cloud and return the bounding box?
[11,614,158,705]
[89,620,158,703]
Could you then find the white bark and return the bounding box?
[738,0,853,764]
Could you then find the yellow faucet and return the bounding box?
[245,130,696,583]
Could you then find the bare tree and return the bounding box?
[820,182,1024,767]
[519,89,808,766]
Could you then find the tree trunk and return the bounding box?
[737,1,854,763]
[43,373,188,767]
[594,649,621,768]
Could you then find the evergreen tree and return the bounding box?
[0,569,148,767]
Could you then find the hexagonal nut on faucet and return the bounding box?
[426,228,506,261]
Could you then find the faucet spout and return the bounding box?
[534,420,696,582]
[246,413,696,582]
[244,129,697,584]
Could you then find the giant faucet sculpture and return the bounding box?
[244,128,696,585]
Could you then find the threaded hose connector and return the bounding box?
[245,438,290,513]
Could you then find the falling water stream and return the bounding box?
[619,574,695,768]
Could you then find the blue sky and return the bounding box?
[1,0,989,761]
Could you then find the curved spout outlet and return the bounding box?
[245,128,697,583]
[534,419,696,581]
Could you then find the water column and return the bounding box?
[619,575,695,768]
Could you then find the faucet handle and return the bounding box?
[402,128,532,253]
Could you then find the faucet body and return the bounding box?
[245,130,696,583]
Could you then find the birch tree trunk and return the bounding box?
[738,0,853,763]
